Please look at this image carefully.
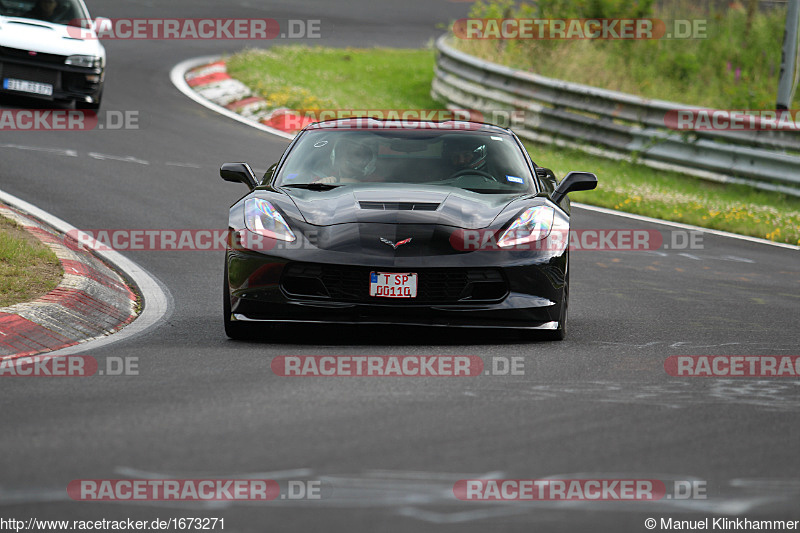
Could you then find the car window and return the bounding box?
[275,129,535,194]
[0,0,88,26]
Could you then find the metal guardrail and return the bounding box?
[432,35,800,196]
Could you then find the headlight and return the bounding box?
[65,55,104,69]
[244,198,296,242]
[497,205,554,248]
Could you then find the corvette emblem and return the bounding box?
[380,237,412,249]
[28,51,37,56]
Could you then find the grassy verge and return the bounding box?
[227,47,441,110]
[0,216,62,308]
[224,45,800,245]
[536,146,799,243]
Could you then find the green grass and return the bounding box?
[223,46,800,245]
[454,0,800,109]
[0,216,62,308]
[226,46,441,110]
[533,144,800,243]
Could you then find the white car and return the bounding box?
[0,0,106,109]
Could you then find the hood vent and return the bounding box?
[7,20,53,30]
[359,201,440,211]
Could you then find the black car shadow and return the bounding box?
[0,94,73,110]
[224,322,552,346]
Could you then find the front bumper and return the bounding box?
[0,48,104,103]
[226,244,568,329]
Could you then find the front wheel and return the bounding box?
[223,263,253,340]
[540,270,568,341]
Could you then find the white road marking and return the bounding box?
[115,467,314,480]
[574,203,800,251]
[0,143,77,157]
[165,162,202,169]
[88,152,149,165]
[0,142,199,169]
[397,505,531,524]
[719,255,756,263]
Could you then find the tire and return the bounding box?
[540,269,569,341]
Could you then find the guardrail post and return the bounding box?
[777,0,800,110]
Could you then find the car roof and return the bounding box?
[303,118,511,134]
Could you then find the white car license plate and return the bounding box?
[4,78,54,96]
[370,272,417,298]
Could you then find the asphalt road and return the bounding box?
[1,1,799,531]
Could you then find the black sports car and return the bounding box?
[220,119,597,340]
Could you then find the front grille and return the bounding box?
[0,46,67,66]
[63,71,97,92]
[281,263,507,303]
[359,201,439,211]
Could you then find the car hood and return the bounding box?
[0,17,104,57]
[281,184,519,229]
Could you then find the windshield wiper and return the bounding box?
[462,188,519,195]
[282,183,341,191]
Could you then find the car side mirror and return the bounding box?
[551,171,598,205]
[220,162,258,190]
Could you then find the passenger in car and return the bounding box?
[313,138,380,184]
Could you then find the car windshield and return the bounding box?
[0,0,89,26]
[274,129,536,194]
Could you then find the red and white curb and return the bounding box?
[173,56,313,138]
[0,204,139,359]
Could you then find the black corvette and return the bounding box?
[220,118,597,340]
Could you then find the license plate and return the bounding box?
[3,78,53,96]
[370,272,417,298]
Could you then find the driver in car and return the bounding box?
[313,138,379,184]
[442,137,490,176]
[23,0,62,22]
